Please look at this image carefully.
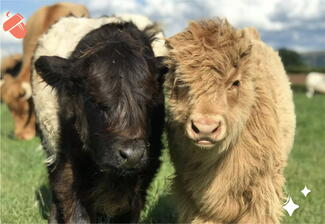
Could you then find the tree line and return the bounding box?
[278,49,325,74]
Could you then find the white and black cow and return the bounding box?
[32,15,167,223]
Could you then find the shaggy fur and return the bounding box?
[165,19,295,224]
[32,15,167,164]
[32,15,167,223]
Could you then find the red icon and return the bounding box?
[3,11,26,39]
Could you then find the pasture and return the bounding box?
[0,89,324,223]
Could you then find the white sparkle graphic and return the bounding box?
[283,196,299,216]
[301,186,311,197]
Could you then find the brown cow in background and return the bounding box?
[0,2,89,140]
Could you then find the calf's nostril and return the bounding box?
[191,119,222,135]
[211,122,221,133]
[119,150,128,161]
[191,120,200,134]
[118,146,145,167]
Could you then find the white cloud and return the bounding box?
[89,0,141,13]
[1,0,323,55]
[86,0,314,33]
[86,0,325,51]
[202,0,284,30]
[282,0,322,19]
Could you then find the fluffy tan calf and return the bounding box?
[165,19,295,224]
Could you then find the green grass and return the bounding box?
[282,88,325,224]
[0,108,47,223]
[1,90,324,223]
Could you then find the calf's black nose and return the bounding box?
[118,140,146,169]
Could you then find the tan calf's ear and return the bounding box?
[239,27,260,40]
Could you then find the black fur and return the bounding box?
[35,21,167,223]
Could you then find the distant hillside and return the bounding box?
[278,49,325,73]
[300,51,325,68]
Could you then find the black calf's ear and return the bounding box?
[34,56,71,88]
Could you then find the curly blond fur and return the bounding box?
[165,19,295,224]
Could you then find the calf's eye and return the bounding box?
[232,80,240,87]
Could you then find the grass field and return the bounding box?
[1,89,324,223]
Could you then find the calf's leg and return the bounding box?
[50,161,90,223]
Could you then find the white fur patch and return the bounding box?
[21,82,32,100]
[32,15,167,165]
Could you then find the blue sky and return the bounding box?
[1,0,325,56]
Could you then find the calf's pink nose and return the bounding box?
[191,118,221,135]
